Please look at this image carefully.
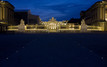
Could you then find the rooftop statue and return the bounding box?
[49,17,56,22]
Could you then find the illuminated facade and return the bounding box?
[0,1,41,32]
[0,1,14,32]
[81,0,107,31]
[0,1,14,25]
[41,17,67,32]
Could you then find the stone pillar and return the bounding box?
[97,7,100,20]
[3,7,5,20]
[81,19,87,32]
[0,7,2,20]
[99,5,105,20]
[18,19,26,32]
[56,24,60,32]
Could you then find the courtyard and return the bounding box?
[0,33,107,67]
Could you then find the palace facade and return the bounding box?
[0,1,40,32]
[0,1,14,25]
[0,1,14,32]
[40,17,68,32]
[81,0,107,31]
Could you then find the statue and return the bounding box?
[18,19,26,32]
[81,19,86,25]
[49,17,56,22]
[20,19,25,25]
[81,19,87,32]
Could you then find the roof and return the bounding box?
[85,1,107,12]
[0,1,14,8]
[15,10,30,12]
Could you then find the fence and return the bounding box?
[7,24,103,33]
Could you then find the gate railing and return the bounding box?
[7,24,103,32]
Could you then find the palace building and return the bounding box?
[80,0,107,25]
[41,17,67,32]
[0,1,40,32]
[0,1,14,25]
[81,1,107,25]
[0,1,14,32]
[14,10,40,25]
[0,1,40,25]
[80,0,107,31]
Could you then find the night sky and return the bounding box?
[6,0,102,21]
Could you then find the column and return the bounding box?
[100,6,105,20]
[5,7,7,21]
[100,7,102,20]
[105,5,107,21]
[102,7,105,20]
[3,7,5,20]
[97,7,100,20]
[0,7,2,20]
